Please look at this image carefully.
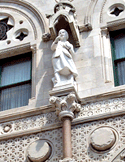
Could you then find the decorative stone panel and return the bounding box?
[1,114,125,161]
[78,97,125,119]
[0,112,59,137]
[71,116,125,162]
[1,96,125,140]
[0,129,63,162]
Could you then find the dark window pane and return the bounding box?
[117,61,125,85]
[1,60,31,86]
[110,29,125,86]
[0,83,31,111]
[0,52,32,111]
[114,36,125,59]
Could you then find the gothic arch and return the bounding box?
[0,0,49,40]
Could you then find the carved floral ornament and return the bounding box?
[49,93,81,120]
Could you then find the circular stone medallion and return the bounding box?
[27,140,51,162]
[90,127,116,151]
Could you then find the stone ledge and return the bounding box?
[0,104,54,123]
[1,108,125,141]
[59,158,75,162]
[80,85,125,105]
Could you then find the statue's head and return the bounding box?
[58,29,69,41]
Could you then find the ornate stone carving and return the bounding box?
[0,129,63,162]
[79,23,92,32]
[90,127,116,151]
[51,29,78,87]
[3,124,12,133]
[49,93,80,120]
[47,1,80,47]
[1,114,125,161]
[78,97,125,119]
[0,17,14,40]
[0,0,49,38]
[26,140,52,162]
[42,32,51,42]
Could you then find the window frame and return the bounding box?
[110,29,125,86]
[0,52,32,111]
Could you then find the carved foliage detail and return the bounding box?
[49,93,81,116]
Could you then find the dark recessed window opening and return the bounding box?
[110,29,125,86]
[0,52,32,111]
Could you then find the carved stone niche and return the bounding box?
[46,1,80,47]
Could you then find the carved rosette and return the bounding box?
[49,93,81,120]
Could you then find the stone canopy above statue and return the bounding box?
[46,1,80,47]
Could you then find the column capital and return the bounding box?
[49,93,81,121]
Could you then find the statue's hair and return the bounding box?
[58,29,69,40]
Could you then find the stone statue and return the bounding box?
[51,29,78,87]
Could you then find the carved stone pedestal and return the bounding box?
[49,82,78,97]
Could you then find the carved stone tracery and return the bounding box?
[0,17,13,40]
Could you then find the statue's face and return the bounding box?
[58,29,67,41]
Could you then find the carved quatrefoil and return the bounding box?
[110,7,123,16]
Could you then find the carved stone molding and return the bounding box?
[49,93,81,120]
[0,42,31,58]
[30,44,37,54]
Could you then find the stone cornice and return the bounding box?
[0,43,31,58]
[0,104,54,123]
[80,86,125,105]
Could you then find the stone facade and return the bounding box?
[1,0,125,161]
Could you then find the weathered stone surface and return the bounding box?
[27,140,51,162]
[59,158,75,162]
[90,127,116,151]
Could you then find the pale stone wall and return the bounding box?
[1,0,125,161]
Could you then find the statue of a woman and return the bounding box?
[51,29,78,86]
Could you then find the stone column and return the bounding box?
[49,93,81,162]
[101,28,112,83]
